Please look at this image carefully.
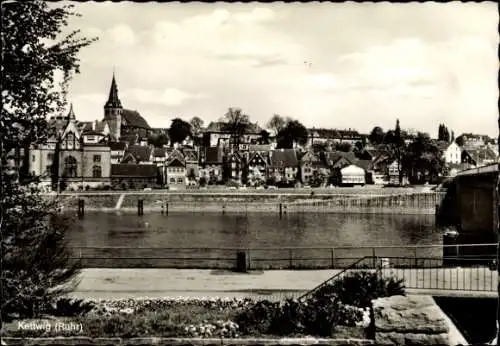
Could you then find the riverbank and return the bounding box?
[53,189,445,215]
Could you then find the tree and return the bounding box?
[369,126,385,145]
[455,135,465,147]
[2,1,96,179]
[267,114,286,136]
[438,124,451,142]
[335,142,352,152]
[259,130,271,145]
[148,133,169,148]
[189,116,204,135]
[402,132,444,184]
[169,118,192,144]
[223,108,250,149]
[2,1,95,320]
[276,119,308,149]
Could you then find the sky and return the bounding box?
[60,1,498,137]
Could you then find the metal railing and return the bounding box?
[68,243,498,270]
[298,256,498,302]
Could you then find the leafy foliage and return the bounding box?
[259,130,271,144]
[1,0,94,323]
[438,124,451,142]
[169,118,192,144]
[277,119,308,149]
[369,126,385,145]
[314,270,406,309]
[223,108,250,148]
[189,116,204,135]
[46,298,96,317]
[1,1,96,159]
[267,114,286,136]
[147,132,169,148]
[403,132,444,183]
[1,183,81,321]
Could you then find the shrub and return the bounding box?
[1,183,81,321]
[315,270,406,308]
[236,297,365,337]
[45,298,96,317]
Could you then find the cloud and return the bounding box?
[107,24,136,46]
[150,7,302,67]
[122,88,208,107]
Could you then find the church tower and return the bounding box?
[104,73,123,141]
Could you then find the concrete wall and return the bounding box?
[456,172,497,237]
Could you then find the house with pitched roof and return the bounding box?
[267,149,299,184]
[199,147,224,184]
[224,151,244,182]
[202,121,263,148]
[182,148,200,182]
[323,151,356,170]
[121,145,154,164]
[300,150,328,185]
[435,141,462,165]
[308,128,365,147]
[30,105,112,190]
[165,149,186,188]
[111,164,158,189]
[109,142,128,164]
[246,151,268,184]
[461,147,498,167]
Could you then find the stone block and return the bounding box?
[372,295,448,334]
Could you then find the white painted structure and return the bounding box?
[340,164,365,185]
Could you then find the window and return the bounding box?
[170,178,176,183]
[32,155,36,162]
[87,136,95,142]
[63,156,77,177]
[45,165,52,175]
[177,177,184,183]
[47,153,54,161]
[93,155,101,163]
[92,165,102,178]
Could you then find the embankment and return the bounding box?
[52,191,446,215]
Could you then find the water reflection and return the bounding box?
[67,211,439,249]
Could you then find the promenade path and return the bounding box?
[71,267,497,300]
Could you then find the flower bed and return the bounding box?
[2,270,403,340]
[2,297,370,339]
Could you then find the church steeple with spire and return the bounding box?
[105,73,122,109]
[103,72,123,141]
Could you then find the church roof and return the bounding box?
[122,109,150,129]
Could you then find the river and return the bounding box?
[66,211,441,268]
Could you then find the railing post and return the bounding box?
[372,248,376,268]
[138,199,144,216]
[331,248,335,269]
[78,199,85,219]
[289,248,293,268]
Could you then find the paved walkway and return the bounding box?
[71,268,497,300]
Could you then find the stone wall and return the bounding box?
[1,337,374,346]
[372,295,451,346]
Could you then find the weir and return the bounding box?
[115,193,125,210]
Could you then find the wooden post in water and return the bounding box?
[279,203,283,219]
[138,199,144,216]
[78,199,84,219]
